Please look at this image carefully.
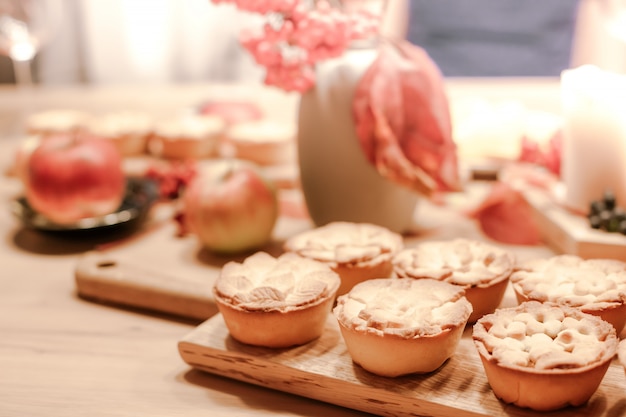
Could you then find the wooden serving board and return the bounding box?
[523,187,626,262]
[178,313,626,417]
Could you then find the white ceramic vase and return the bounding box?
[296,44,419,234]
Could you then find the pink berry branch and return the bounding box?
[211,0,383,92]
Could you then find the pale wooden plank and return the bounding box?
[178,314,626,417]
[74,251,218,320]
[524,187,626,261]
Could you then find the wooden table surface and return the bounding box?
[0,79,569,417]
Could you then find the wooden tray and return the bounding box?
[178,313,626,417]
[523,187,626,261]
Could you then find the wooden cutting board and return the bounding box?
[75,250,218,320]
[523,187,626,261]
[74,191,314,321]
[178,312,626,417]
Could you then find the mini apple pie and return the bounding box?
[224,120,296,166]
[213,251,340,348]
[511,255,626,333]
[283,222,404,296]
[473,301,617,411]
[26,109,92,135]
[392,238,515,323]
[333,278,472,377]
[86,111,154,156]
[148,115,225,159]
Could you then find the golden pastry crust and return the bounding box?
[284,222,404,295]
[473,301,617,411]
[214,251,340,348]
[511,255,626,333]
[334,278,472,377]
[393,238,515,322]
[618,339,626,377]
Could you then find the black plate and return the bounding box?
[12,177,159,232]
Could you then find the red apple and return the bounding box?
[183,159,278,254]
[25,132,126,224]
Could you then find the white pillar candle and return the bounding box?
[561,65,626,213]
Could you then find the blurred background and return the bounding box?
[0,0,625,85]
[0,0,265,84]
